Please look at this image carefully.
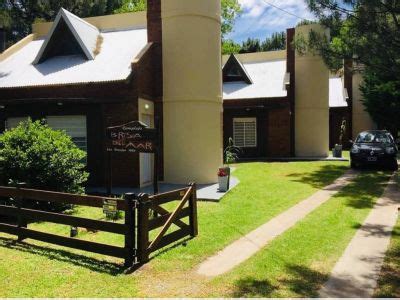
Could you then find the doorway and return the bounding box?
[140,114,154,186]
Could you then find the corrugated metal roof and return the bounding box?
[223,59,288,100]
[223,56,348,108]
[329,76,348,107]
[0,28,147,88]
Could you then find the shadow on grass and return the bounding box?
[232,264,328,297]
[0,236,125,275]
[335,171,391,209]
[287,164,349,189]
[150,236,193,260]
[374,223,400,298]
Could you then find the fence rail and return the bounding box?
[137,182,198,263]
[0,185,135,267]
[0,182,198,270]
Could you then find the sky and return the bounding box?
[226,0,317,43]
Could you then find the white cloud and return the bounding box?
[228,0,317,42]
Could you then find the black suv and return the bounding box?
[350,130,398,170]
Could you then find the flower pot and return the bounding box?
[332,144,343,158]
[218,175,229,192]
[219,166,231,190]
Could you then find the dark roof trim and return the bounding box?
[223,54,253,84]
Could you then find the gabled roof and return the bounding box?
[33,8,100,64]
[0,28,147,88]
[223,54,253,84]
[223,52,288,100]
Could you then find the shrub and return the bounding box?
[0,119,89,211]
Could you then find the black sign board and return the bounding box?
[106,121,158,153]
[105,120,160,195]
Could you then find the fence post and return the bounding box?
[188,182,198,237]
[137,193,150,264]
[123,193,136,268]
[16,182,27,242]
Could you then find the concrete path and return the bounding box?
[319,172,399,298]
[196,170,359,277]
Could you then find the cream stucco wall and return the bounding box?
[0,34,36,62]
[222,50,286,65]
[32,11,147,37]
[162,0,223,184]
[295,24,330,157]
[352,72,376,137]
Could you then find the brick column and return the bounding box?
[147,0,162,43]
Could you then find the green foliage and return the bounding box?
[222,39,241,55]
[339,118,347,145]
[224,137,241,165]
[360,69,400,137]
[237,32,286,54]
[0,119,88,210]
[221,0,242,37]
[304,0,400,136]
[1,0,242,47]
[113,0,146,13]
[1,0,124,47]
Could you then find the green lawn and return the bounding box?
[374,173,400,298]
[206,170,392,297]
[0,160,364,297]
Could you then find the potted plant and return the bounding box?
[218,168,229,192]
[218,138,241,192]
[333,119,346,158]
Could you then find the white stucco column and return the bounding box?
[162,0,223,183]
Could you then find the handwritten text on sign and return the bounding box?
[106,121,157,153]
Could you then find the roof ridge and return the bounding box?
[60,8,99,32]
[33,8,99,64]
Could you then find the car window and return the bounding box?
[356,132,392,143]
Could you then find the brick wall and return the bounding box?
[267,106,291,157]
[147,0,162,43]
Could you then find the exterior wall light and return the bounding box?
[145,104,150,110]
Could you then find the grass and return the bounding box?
[0,160,349,297]
[374,174,400,298]
[205,170,392,297]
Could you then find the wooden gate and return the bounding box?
[0,183,198,270]
[136,182,198,263]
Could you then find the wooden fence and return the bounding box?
[0,182,198,270]
[137,182,198,263]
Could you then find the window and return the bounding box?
[233,118,257,147]
[46,115,87,152]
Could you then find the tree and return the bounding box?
[1,0,123,47]
[360,69,400,136]
[221,0,242,37]
[239,38,262,53]
[261,31,286,51]
[115,0,242,37]
[222,39,241,55]
[1,0,241,47]
[304,0,400,136]
[226,32,286,55]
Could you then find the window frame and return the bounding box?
[233,117,257,148]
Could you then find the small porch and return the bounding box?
[86,176,240,202]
